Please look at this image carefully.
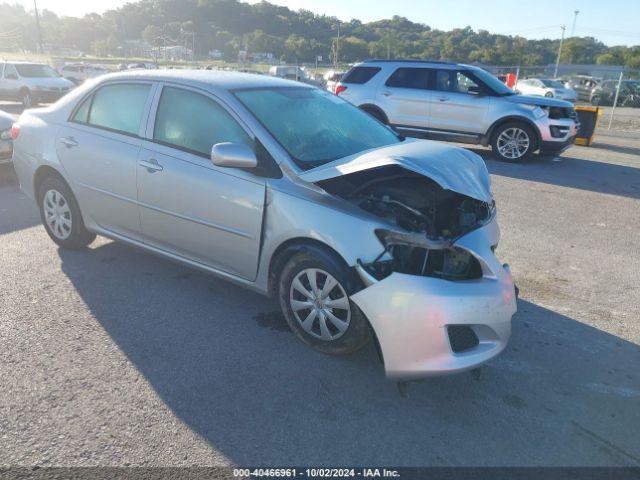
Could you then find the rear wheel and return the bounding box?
[360,105,388,124]
[591,95,601,106]
[278,247,370,355]
[545,91,554,98]
[38,176,96,249]
[491,121,536,162]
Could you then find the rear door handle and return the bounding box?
[139,159,163,173]
[382,91,393,97]
[438,96,450,102]
[60,136,78,148]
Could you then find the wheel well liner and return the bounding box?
[484,116,542,149]
[359,104,389,124]
[267,238,352,297]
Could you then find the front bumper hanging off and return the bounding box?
[351,219,517,380]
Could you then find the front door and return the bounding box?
[428,69,490,135]
[137,85,265,281]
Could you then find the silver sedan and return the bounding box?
[11,70,517,379]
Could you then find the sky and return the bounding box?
[14,0,640,46]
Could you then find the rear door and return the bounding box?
[376,67,433,130]
[56,81,155,238]
[137,84,266,280]
[428,69,490,135]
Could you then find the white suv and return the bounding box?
[336,60,578,162]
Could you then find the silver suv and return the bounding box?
[336,60,578,162]
[0,61,75,107]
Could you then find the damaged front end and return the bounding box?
[312,151,517,379]
[317,165,495,284]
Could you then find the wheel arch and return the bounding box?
[483,116,542,150]
[359,103,389,124]
[33,165,67,199]
[267,237,354,298]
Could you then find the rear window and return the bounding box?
[341,66,381,84]
[385,68,432,90]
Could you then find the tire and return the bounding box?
[591,95,601,106]
[360,106,387,124]
[278,246,370,355]
[20,89,33,108]
[545,91,554,98]
[491,121,536,163]
[38,176,96,249]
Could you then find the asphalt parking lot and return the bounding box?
[1,109,639,467]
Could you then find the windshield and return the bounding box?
[235,87,401,169]
[15,64,60,78]
[469,67,515,96]
[541,79,565,89]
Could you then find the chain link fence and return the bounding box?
[485,64,640,133]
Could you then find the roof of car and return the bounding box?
[361,59,471,69]
[94,69,308,91]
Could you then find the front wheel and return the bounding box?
[491,122,536,162]
[278,247,370,355]
[38,176,96,249]
[545,91,554,98]
[591,95,601,106]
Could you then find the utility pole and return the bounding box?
[33,0,43,54]
[570,10,580,37]
[334,22,340,68]
[554,25,566,78]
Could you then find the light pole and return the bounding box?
[554,25,566,78]
[33,0,43,54]
[570,10,580,37]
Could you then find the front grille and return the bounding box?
[448,325,479,353]
[549,107,577,120]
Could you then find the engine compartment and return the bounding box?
[317,165,494,281]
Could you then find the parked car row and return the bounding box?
[0,61,75,107]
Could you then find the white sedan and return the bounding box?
[516,78,577,102]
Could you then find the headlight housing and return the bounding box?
[531,105,549,119]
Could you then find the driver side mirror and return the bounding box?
[211,142,258,169]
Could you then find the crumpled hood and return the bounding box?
[299,138,492,203]
[506,94,573,108]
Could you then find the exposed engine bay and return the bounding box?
[317,165,495,281]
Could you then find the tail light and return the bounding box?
[335,85,347,95]
[10,124,20,141]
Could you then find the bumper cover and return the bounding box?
[351,219,517,380]
[540,136,575,155]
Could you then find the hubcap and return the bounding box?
[497,127,530,159]
[43,189,72,240]
[289,268,351,341]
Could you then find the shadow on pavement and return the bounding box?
[469,147,640,200]
[0,165,40,235]
[56,240,640,466]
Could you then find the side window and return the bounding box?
[341,66,381,85]
[72,95,92,123]
[435,70,480,94]
[153,86,252,157]
[87,83,151,135]
[5,64,18,80]
[385,68,431,90]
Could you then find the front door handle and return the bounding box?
[438,96,450,102]
[382,91,393,97]
[60,136,78,148]
[139,159,163,173]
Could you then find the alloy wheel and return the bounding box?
[43,189,72,240]
[289,268,351,341]
[497,127,530,160]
